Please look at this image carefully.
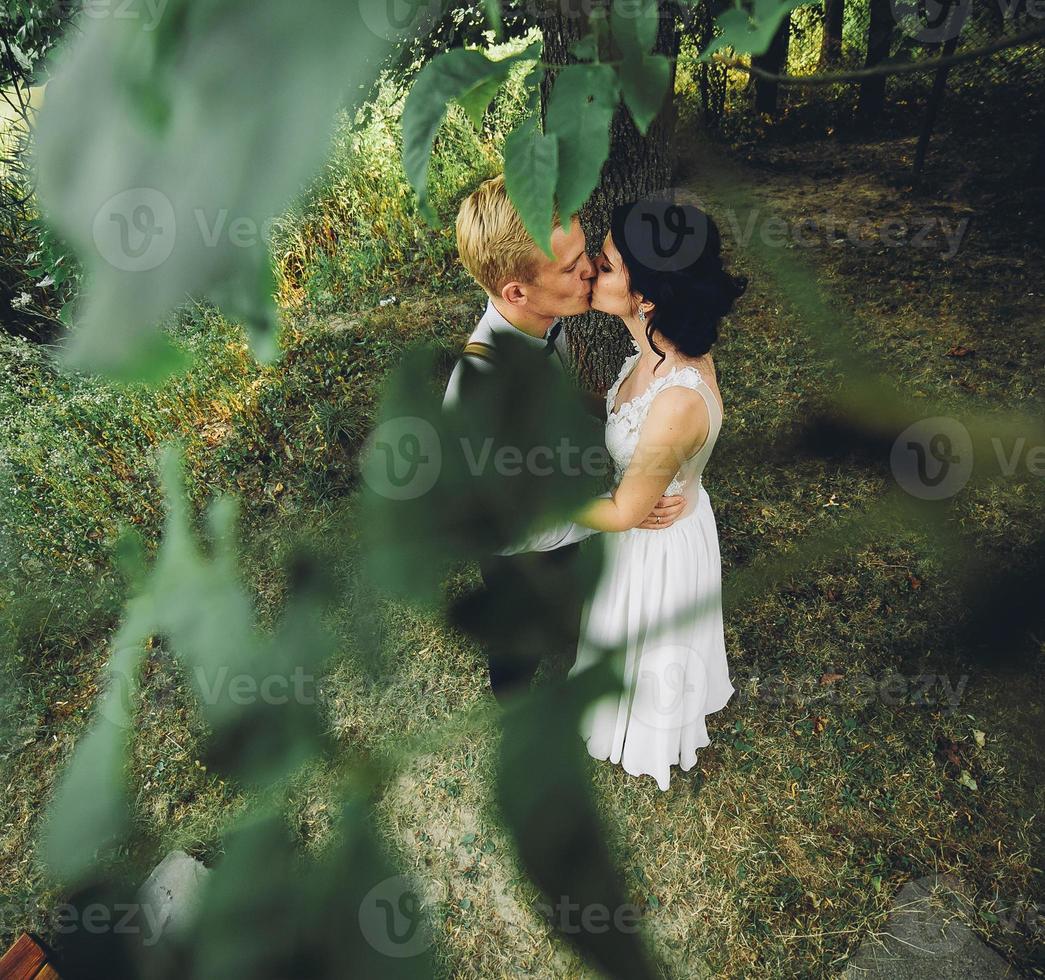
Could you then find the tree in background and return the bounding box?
[860,0,895,118]
[537,0,680,391]
[752,13,792,114]
[818,0,844,67]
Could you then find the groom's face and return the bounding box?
[515,217,595,318]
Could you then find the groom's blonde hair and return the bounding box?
[456,174,563,296]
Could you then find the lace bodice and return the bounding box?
[604,347,722,499]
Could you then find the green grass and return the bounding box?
[1,80,1043,979]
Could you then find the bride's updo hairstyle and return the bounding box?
[609,199,747,367]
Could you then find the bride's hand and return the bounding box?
[637,494,685,529]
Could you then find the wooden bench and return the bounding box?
[0,934,60,979]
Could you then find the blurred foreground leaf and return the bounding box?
[496,666,660,980]
[41,442,338,886]
[189,794,433,978]
[699,0,814,59]
[359,331,608,601]
[34,0,390,380]
[39,595,153,886]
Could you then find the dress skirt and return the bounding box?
[567,485,735,791]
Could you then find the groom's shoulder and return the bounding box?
[461,339,497,364]
[442,310,498,409]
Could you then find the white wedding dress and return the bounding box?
[567,346,736,791]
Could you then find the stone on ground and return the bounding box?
[844,873,1022,979]
[137,849,210,942]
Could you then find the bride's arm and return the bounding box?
[572,388,708,533]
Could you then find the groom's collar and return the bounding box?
[484,298,560,347]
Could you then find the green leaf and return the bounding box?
[39,596,153,885]
[617,53,670,134]
[103,330,195,388]
[192,798,433,978]
[458,72,507,132]
[589,8,611,51]
[611,0,660,56]
[403,43,540,223]
[496,668,659,979]
[484,0,503,38]
[316,792,436,976]
[701,0,812,59]
[610,0,668,133]
[522,60,544,115]
[191,810,305,975]
[503,116,559,259]
[33,0,389,381]
[148,447,331,787]
[570,33,599,61]
[544,64,620,222]
[361,332,606,601]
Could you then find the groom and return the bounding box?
[443,175,684,704]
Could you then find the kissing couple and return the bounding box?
[443,175,746,792]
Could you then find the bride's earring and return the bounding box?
[638,307,646,323]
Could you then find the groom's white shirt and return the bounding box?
[442,298,602,556]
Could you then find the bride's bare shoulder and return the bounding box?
[646,384,711,436]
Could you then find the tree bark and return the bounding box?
[818,0,844,69]
[752,14,792,117]
[538,0,680,392]
[859,0,894,119]
[1031,128,1045,186]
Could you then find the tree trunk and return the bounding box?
[752,14,792,117]
[913,32,960,179]
[818,0,844,69]
[859,0,894,119]
[1031,129,1045,187]
[538,0,679,392]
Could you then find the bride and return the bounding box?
[567,200,747,792]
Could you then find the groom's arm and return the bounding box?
[496,489,686,554]
[494,501,609,556]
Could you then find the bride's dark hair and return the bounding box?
[608,200,747,368]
